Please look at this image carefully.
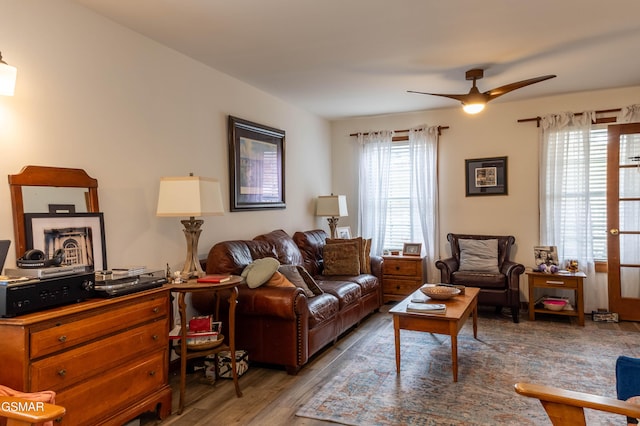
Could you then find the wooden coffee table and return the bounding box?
[389,286,479,382]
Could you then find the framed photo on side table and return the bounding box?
[228,115,286,211]
[403,243,422,256]
[336,226,352,239]
[465,156,508,196]
[24,212,107,270]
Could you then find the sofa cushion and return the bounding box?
[316,280,362,309]
[307,293,339,329]
[242,257,281,288]
[292,229,327,277]
[458,238,500,273]
[253,229,304,265]
[326,237,372,274]
[343,274,379,296]
[323,242,361,276]
[278,265,315,296]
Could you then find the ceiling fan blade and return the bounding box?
[407,90,468,102]
[485,75,556,101]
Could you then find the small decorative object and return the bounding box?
[166,263,172,282]
[537,263,558,274]
[216,350,249,379]
[420,284,461,300]
[543,299,567,311]
[567,259,579,273]
[592,310,619,323]
[173,271,182,284]
[336,226,352,239]
[402,243,422,256]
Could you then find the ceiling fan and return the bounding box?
[408,69,556,114]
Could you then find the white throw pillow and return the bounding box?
[458,239,500,273]
[241,257,281,288]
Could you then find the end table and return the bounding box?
[168,276,244,414]
[526,271,586,326]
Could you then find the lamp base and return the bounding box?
[180,217,205,278]
[327,217,339,239]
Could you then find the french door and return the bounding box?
[607,123,640,321]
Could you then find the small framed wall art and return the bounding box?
[465,156,508,196]
[336,226,352,239]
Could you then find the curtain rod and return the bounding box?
[517,108,622,127]
[349,125,449,138]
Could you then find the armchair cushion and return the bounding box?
[458,238,500,273]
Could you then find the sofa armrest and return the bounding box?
[370,255,383,281]
[502,260,525,289]
[236,285,307,321]
[435,257,458,283]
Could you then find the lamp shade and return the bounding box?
[316,195,348,217]
[0,53,16,96]
[156,176,224,217]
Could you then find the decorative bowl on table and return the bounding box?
[543,300,567,311]
[420,284,461,300]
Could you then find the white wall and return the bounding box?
[0,0,332,272]
[331,86,640,312]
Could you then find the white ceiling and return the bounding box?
[74,0,640,120]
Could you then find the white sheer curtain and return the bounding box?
[409,125,440,282]
[358,130,394,255]
[539,111,602,312]
[618,104,640,123]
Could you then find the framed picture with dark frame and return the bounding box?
[228,115,286,211]
[465,156,508,196]
[24,212,107,270]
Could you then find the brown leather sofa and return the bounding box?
[191,229,382,374]
[435,233,525,323]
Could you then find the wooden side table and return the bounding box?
[168,276,244,414]
[526,271,586,326]
[382,255,427,302]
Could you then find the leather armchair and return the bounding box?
[435,233,525,323]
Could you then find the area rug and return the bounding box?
[296,312,640,425]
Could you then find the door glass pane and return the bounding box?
[619,168,640,198]
[620,266,640,298]
[619,133,640,166]
[619,200,640,233]
[620,234,640,264]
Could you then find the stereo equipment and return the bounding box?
[94,271,167,298]
[0,272,95,317]
[16,249,65,269]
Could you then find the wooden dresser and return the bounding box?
[0,287,172,425]
[382,255,427,302]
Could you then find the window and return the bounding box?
[384,141,424,250]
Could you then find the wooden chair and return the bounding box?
[0,396,65,426]
[514,382,640,426]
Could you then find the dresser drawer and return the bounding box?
[30,293,168,359]
[383,278,421,295]
[383,259,418,276]
[31,318,168,390]
[529,274,579,289]
[54,350,167,426]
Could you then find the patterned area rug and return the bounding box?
[296,311,640,425]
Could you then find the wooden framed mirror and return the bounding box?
[8,165,100,258]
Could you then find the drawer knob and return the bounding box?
[395,266,400,270]
[149,370,156,376]
[152,307,160,313]
[396,286,400,290]
[57,369,66,377]
[152,334,159,341]
[58,335,67,343]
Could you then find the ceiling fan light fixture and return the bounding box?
[462,102,485,114]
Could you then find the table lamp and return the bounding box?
[316,194,348,239]
[156,175,224,278]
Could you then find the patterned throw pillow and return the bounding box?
[325,237,372,274]
[323,242,361,276]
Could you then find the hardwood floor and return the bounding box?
[140,308,389,426]
[140,306,640,426]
